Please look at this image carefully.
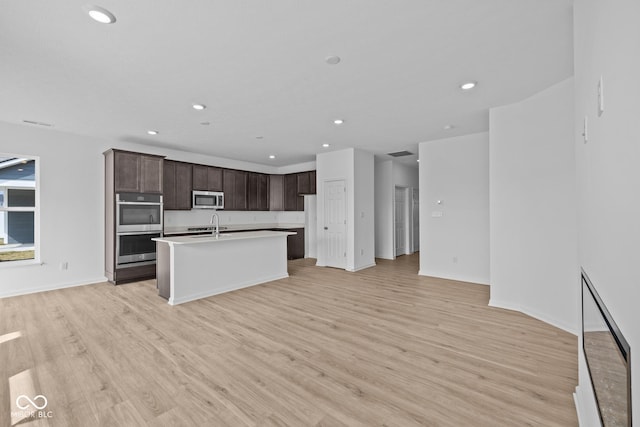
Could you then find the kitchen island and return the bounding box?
[153,230,294,305]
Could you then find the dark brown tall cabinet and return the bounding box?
[163,160,193,210]
[104,149,164,284]
[113,150,163,194]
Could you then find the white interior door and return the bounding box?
[324,179,346,269]
[395,187,406,257]
[412,188,420,252]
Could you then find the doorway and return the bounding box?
[395,186,409,257]
[412,188,419,252]
[324,179,346,269]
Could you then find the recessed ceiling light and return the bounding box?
[269,155,276,159]
[147,130,158,135]
[460,81,477,90]
[192,104,206,110]
[85,6,116,24]
[444,124,455,130]
[200,122,210,126]
[325,55,341,65]
[333,119,344,125]
[256,136,264,140]
[322,143,330,148]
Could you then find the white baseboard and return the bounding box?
[347,262,376,272]
[418,269,490,286]
[489,298,577,335]
[0,276,108,299]
[573,385,600,427]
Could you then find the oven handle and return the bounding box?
[116,201,163,206]
[116,231,162,236]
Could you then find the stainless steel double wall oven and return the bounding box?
[115,193,162,267]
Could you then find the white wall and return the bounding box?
[374,160,419,260]
[0,122,105,297]
[418,132,489,285]
[316,148,375,271]
[573,1,640,424]
[304,195,317,258]
[489,78,578,334]
[0,120,310,298]
[374,160,393,259]
[353,149,375,271]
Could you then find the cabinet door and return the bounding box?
[309,170,316,194]
[269,175,284,211]
[163,160,177,210]
[296,172,310,211]
[140,155,163,193]
[175,162,193,210]
[192,165,208,191]
[208,167,223,191]
[114,151,141,193]
[223,169,235,210]
[284,174,298,211]
[257,173,269,210]
[286,228,305,259]
[247,173,259,211]
[234,171,248,210]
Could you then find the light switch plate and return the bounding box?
[431,211,443,217]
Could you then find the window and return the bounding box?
[0,156,38,263]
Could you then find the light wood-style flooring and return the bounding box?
[0,254,578,426]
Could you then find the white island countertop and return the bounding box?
[163,223,304,236]
[154,230,295,245]
[153,230,295,305]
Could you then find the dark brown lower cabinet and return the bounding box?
[285,228,305,260]
[113,264,157,284]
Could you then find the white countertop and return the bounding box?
[154,230,295,245]
[163,223,304,236]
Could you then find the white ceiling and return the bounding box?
[0,0,573,167]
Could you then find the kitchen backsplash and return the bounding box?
[164,209,305,227]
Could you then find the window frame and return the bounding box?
[0,154,40,267]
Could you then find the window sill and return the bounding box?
[0,259,42,269]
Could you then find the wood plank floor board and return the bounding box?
[0,254,577,426]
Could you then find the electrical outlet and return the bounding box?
[360,248,364,255]
[582,116,588,143]
[452,257,458,264]
[60,262,68,270]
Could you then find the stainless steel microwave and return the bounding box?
[192,191,224,209]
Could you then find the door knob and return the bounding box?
[324,227,328,230]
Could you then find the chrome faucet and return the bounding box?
[210,213,220,237]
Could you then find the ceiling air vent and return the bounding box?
[387,150,413,157]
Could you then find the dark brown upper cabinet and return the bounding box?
[113,150,164,194]
[269,175,284,211]
[193,165,223,192]
[309,170,316,194]
[248,173,269,211]
[163,160,192,210]
[284,174,298,211]
[296,172,311,210]
[223,169,248,210]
